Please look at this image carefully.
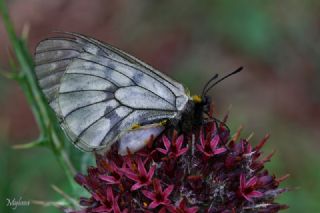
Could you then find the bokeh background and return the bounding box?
[1,1,319,212]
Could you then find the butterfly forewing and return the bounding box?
[34,32,189,151]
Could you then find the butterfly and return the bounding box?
[34,32,241,155]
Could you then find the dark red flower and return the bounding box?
[91,186,120,213]
[238,173,264,202]
[157,134,188,158]
[121,156,156,191]
[71,116,288,212]
[196,129,227,157]
[142,179,174,209]
[99,161,124,185]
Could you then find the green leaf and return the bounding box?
[12,137,47,149]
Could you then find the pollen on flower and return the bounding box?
[71,112,288,212]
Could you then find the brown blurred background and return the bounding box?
[1,1,320,212]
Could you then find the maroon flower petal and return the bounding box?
[210,135,219,150]
[176,135,184,150]
[241,193,254,202]
[246,176,258,188]
[122,169,139,182]
[240,174,246,190]
[247,190,263,198]
[149,200,160,209]
[196,144,205,153]
[137,157,147,176]
[153,179,162,193]
[147,165,156,179]
[176,147,188,156]
[131,182,144,191]
[157,147,168,154]
[163,135,171,150]
[106,187,114,201]
[99,175,120,184]
[213,147,227,155]
[142,190,156,200]
[163,185,174,197]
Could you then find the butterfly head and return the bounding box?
[191,94,210,114]
[188,67,244,125]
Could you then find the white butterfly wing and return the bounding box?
[34,33,189,151]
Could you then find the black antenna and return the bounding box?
[201,74,219,97]
[203,66,243,96]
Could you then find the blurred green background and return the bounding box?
[1,0,319,212]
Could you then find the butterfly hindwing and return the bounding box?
[34,32,189,151]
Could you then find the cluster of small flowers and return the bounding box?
[72,118,288,212]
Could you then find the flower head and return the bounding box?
[71,113,288,212]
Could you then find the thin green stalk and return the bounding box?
[0,1,76,187]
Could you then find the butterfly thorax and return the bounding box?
[170,95,210,133]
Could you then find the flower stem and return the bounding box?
[0,0,76,188]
